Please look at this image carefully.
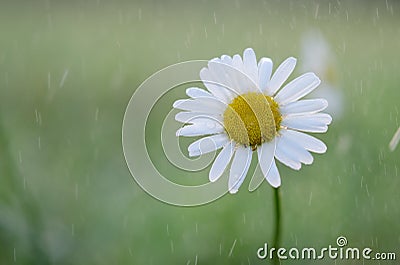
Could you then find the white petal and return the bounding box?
[200,67,230,103]
[275,136,301,170]
[228,55,256,94]
[186,87,212,98]
[232,54,244,71]
[277,130,314,165]
[276,132,314,170]
[243,48,258,85]
[175,112,222,124]
[266,160,281,188]
[280,99,328,116]
[282,113,332,133]
[231,54,250,94]
[207,62,238,96]
[282,129,327,154]
[208,61,236,100]
[209,62,244,96]
[176,119,224,136]
[209,141,235,182]
[258,57,273,92]
[173,97,226,114]
[189,117,222,126]
[274,73,321,105]
[268,57,297,95]
[229,146,252,194]
[248,167,264,192]
[188,134,229,157]
[257,139,276,179]
[210,57,222,63]
[220,55,233,65]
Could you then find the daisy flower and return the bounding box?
[301,31,344,118]
[173,48,332,193]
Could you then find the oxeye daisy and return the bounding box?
[173,48,332,194]
[301,31,344,118]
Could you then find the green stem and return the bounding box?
[272,187,281,265]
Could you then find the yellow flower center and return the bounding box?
[223,92,282,149]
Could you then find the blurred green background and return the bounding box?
[0,0,399,264]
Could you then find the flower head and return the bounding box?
[173,48,332,193]
[301,30,344,118]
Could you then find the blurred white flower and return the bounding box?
[301,31,344,118]
[173,48,332,193]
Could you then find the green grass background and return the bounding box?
[0,0,399,264]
